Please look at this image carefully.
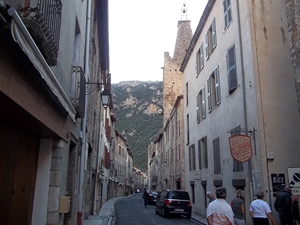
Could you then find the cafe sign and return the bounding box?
[229,134,252,163]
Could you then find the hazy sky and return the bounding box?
[109,0,208,84]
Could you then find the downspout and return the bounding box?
[236,0,254,202]
[78,0,91,224]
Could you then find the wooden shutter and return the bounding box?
[205,31,209,59]
[215,66,221,105]
[213,138,221,174]
[207,77,212,113]
[227,45,237,93]
[196,93,200,123]
[201,87,206,119]
[198,139,202,169]
[200,44,204,69]
[212,18,217,49]
[204,137,208,168]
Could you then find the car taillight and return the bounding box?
[165,199,171,205]
[188,201,191,206]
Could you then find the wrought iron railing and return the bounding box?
[71,66,86,119]
[18,0,62,66]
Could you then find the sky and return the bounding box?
[109,0,208,84]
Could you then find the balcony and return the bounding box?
[18,0,62,66]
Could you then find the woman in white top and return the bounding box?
[249,191,276,225]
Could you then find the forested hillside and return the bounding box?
[111,81,163,172]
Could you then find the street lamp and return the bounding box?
[100,89,111,109]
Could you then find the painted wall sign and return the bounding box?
[229,134,252,163]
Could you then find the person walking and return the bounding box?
[249,190,276,225]
[142,189,149,207]
[274,186,293,225]
[231,189,245,225]
[207,191,215,203]
[206,186,234,225]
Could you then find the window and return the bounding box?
[186,114,190,145]
[223,0,232,29]
[231,126,243,171]
[205,18,217,59]
[199,137,208,168]
[213,137,221,174]
[207,66,221,112]
[189,144,196,171]
[227,45,237,93]
[196,87,206,123]
[186,82,189,106]
[118,145,121,155]
[177,119,180,136]
[196,43,204,76]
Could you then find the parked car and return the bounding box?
[155,189,192,219]
[147,190,158,205]
[135,188,140,193]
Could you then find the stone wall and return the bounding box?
[285,0,300,115]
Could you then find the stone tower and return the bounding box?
[162,3,193,126]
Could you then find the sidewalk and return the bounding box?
[83,195,208,225]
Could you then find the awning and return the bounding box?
[8,7,76,121]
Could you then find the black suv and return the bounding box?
[155,189,192,219]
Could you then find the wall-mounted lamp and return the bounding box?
[86,81,111,109]
[100,89,111,109]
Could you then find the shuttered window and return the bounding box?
[213,138,221,174]
[227,45,237,93]
[223,0,232,29]
[189,144,196,171]
[198,139,202,169]
[212,18,217,49]
[196,44,204,77]
[196,93,200,123]
[215,66,221,105]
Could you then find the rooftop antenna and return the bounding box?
[181,1,187,20]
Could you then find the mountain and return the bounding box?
[111,81,163,172]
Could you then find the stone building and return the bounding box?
[0,0,111,224]
[181,0,300,223]
[285,0,300,115]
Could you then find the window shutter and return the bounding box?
[196,93,200,123]
[198,140,202,169]
[189,146,192,171]
[207,78,212,113]
[213,138,221,174]
[200,44,204,69]
[192,144,196,170]
[205,32,209,59]
[223,0,228,28]
[202,87,206,119]
[227,0,232,24]
[212,17,217,49]
[227,45,237,93]
[215,66,221,105]
[204,137,208,168]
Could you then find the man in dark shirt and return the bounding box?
[274,186,293,225]
[142,189,149,207]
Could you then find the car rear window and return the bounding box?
[169,191,190,200]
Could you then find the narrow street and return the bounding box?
[113,193,203,225]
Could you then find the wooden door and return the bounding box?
[0,121,39,225]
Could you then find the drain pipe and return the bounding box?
[78,0,91,224]
[236,0,253,200]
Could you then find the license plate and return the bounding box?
[174,209,184,212]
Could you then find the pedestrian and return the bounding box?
[142,188,149,207]
[274,186,293,225]
[207,191,215,203]
[206,186,234,225]
[249,190,276,225]
[231,189,245,225]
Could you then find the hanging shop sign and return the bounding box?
[229,134,252,163]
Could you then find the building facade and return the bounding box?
[181,0,300,223]
[0,0,113,224]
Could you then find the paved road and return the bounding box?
[113,193,203,225]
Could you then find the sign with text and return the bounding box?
[229,134,252,163]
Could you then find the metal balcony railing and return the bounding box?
[71,66,86,119]
[18,0,62,66]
